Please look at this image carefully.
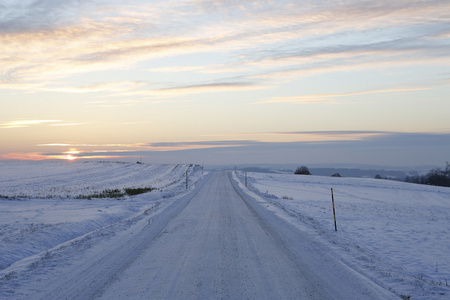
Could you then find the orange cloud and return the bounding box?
[0,151,124,161]
[0,152,54,161]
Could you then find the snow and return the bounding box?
[0,161,449,299]
[0,161,198,199]
[96,171,398,300]
[234,171,450,299]
[0,161,203,279]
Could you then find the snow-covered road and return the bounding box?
[36,171,397,299]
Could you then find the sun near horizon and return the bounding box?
[1,1,449,166]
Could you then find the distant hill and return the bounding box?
[208,163,433,181]
[308,168,409,180]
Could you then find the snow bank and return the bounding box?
[234,171,450,300]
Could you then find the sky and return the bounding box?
[1,0,449,167]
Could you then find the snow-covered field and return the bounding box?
[0,161,203,279]
[1,161,449,299]
[0,161,198,199]
[235,171,450,299]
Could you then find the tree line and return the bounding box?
[405,162,450,187]
[295,163,450,188]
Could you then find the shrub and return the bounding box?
[124,187,156,196]
[294,166,311,175]
[76,187,156,199]
[76,189,125,199]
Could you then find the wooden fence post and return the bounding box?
[331,188,337,231]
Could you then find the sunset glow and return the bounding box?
[1,1,449,166]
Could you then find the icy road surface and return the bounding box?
[38,171,397,299]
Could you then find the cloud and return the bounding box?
[50,123,86,127]
[41,81,146,94]
[95,80,267,99]
[147,66,207,73]
[0,152,50,161]
[0,0,83,34]
[143,131,450,166]
[251,39,448,69]
[37,143,145,148]
[152,82,265,95]
[262,87,430,104]
[274,130,390,135]
[147,64,250,75]
[27,131,450,166]
[1,0,448,90]
[243,37,449,83]
[198,131,395,144]
[0,120,61,129]
[0,120,89,129]
[3,131,449,166]
[149,140,261,149]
